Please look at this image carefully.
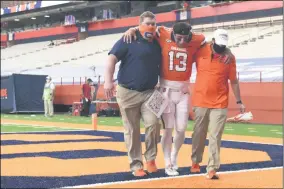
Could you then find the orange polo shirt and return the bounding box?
[192,43,237,108]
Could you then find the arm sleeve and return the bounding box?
[229,57,237,81]
[108,37,128,62]
[156,26,162,38]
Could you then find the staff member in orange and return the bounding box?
[190,29,245,179]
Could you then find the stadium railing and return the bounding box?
[192,15,283,32]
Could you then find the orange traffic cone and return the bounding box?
[92,113,97,130]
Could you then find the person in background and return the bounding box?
[91,75,101,113]
[93,75,101,101]
[42,76,55,117]
[48,40,55,46]
[81,78,93,117]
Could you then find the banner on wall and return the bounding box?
[13,74,47,112]
[0,74,47,113]
[1,76,16,113]
[175,9,191,21]
[1,1,71,15]
[8,32,14,41]
[76,22,88,33]
[64,15,76,26]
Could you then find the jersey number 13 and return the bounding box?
[168,51,188,72]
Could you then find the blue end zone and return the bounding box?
[1,149,127,159]
[1,130,283,188]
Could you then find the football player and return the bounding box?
[123,22,232,176]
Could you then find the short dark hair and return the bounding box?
[173,22,192,35]
[139,11,155,23]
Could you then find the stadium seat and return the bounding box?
[1,17,282,83]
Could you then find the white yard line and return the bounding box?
[1,130,89,134]
[248,130,258,133]
[1,123,92,133]
[60,167,283,189]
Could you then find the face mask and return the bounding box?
[139,25,156,40]
[213,43,226,54]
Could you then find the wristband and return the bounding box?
[236,100,242,104]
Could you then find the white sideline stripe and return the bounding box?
[1,130,90,134]
[225,128,234,131]
[1,123,91,130]
[1,123,62,128]
[1,123,92,133]
[248,130,258,132]
[60,166,283,189]
[2,125,33,128]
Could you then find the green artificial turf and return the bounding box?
[1,114,282,138]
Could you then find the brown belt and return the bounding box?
[159,87,180,93]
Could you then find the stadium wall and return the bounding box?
[1,34,7,41]
[53,83,282,125]
[1,1,282,44]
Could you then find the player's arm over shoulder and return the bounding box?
[156,26,172,38]
[192,32,206,47]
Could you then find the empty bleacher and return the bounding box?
[1,16,282,83]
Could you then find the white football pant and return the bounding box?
[159,79,190,169]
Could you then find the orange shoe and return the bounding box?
[146,160,158,173]
[190,163,201,173]
[206,170,219,180]
[132,169,147,177]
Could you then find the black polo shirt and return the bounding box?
[108,31,161,92]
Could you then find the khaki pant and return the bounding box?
[191,107,227,173]
[116,86,160,171]
[44,100,54,116]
